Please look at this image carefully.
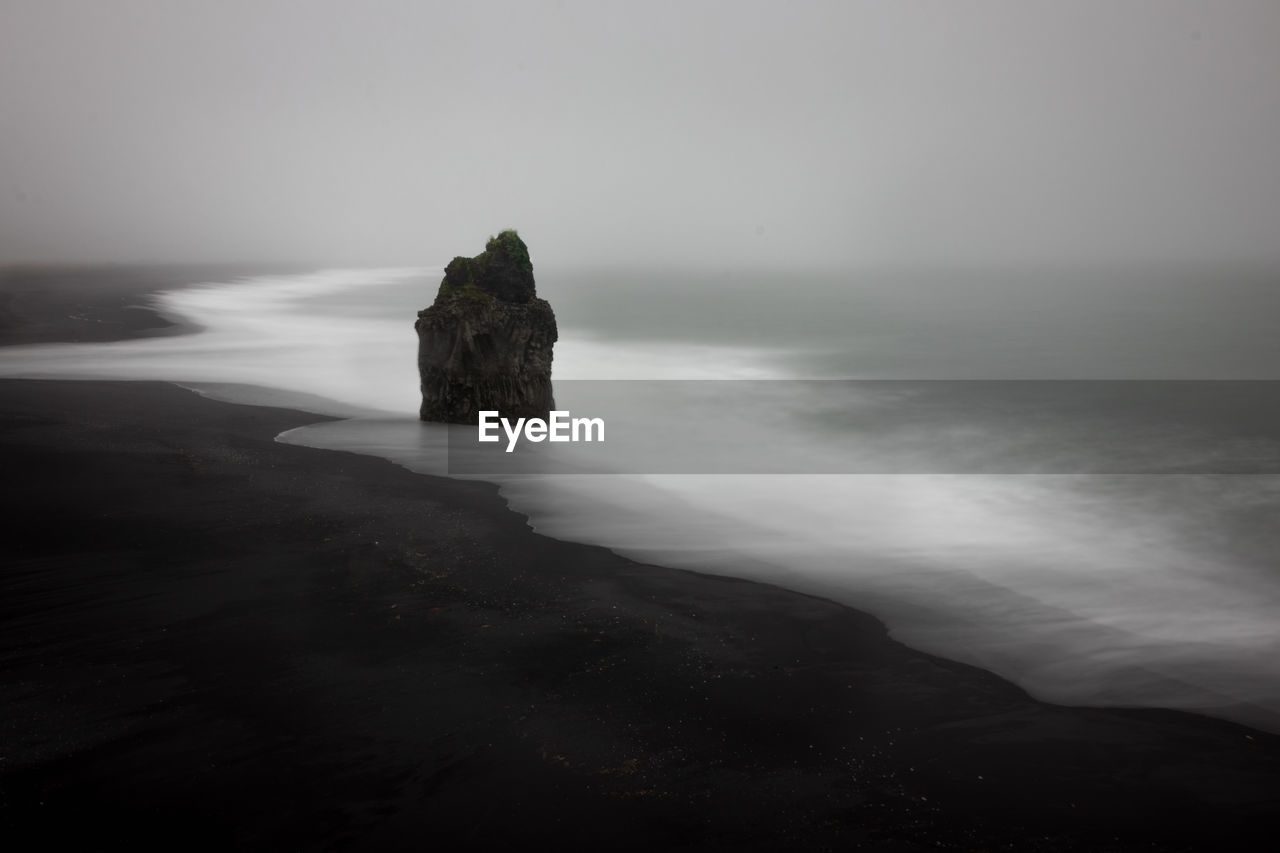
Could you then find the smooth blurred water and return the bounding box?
[4,264,1280,731]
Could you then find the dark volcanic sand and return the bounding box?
[3,382,1279,851]
[1,273,1278,850]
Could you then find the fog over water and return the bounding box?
[3,1,1280,270]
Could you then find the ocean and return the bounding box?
[4,264,1280,731]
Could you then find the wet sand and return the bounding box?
[1,269,1278,850]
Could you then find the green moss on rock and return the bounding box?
[486,229,533,274]
[437,229,535,304]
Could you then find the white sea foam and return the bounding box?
[0,268,428,415]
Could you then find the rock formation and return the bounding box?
[415,230,557,423]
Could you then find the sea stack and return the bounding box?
[415,230,558,423]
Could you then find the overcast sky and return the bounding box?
[2,0,1278,270]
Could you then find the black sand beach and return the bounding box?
[2,271,1279,850]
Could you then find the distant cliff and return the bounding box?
[415,230,557,423]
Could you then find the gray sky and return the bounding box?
[2,0,1278,269]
